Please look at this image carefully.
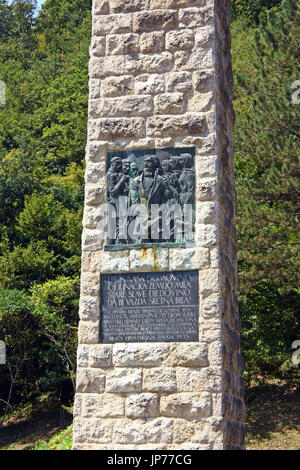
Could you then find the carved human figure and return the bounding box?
[130,162,139,178]
[161,159,172,178]
[169,155,184,192]
[106,157,129,244]
[178,153,195,206]
[178,153,195,242]
[122,160,131,197]
[129,155,178,242]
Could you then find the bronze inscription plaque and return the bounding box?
[100,270,199,343]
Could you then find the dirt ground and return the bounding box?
[0,409,72,450]
[245,380,300,450]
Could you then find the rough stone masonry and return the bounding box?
[73,0,246,450]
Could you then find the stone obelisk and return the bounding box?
[73,0,245,450]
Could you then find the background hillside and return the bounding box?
[0,0,299,447]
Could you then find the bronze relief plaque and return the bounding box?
[105,147,195,249]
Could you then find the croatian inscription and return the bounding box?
[100,270,199,343]
[105,147,195,248]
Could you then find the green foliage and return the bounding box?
[31,276,80,389]
[234,0,300,293]
[0,277,79,410]
[241,284,300,382]
[233,0,300,381]
[31,424,73,450]
[0,0,88,411]
[0,288,39,411]
[232,0,283,24]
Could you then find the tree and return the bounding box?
[235,0,300,294]
[0,0,89,409]
[31,277,80,392]
[233,0,300,381]
[231,0,283,24]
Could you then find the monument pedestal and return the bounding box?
[73,0,245,450]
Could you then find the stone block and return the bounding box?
[85,184,106,206]
[208,341,223,367]
[188,91,213,112]
[137,52,173,73]
[198,319,222,343]
[89,345,112,368]
[106,33,139,55]
[89,79,101,100]
[166,71,192,92]
[101,76,134,97]
[196,224,218,248]
[169,247,210,271]
[89,117,145,139]
[173,419,211,444]
[113,343,169,367]
[177,367,222,393]
[197,155,217,178]
[73,418,113,443]
[140,31,165,53]
[80,273,99,299]
[82,394,124,418]
[85,142,106,163]
[125,393,159,418]
[82,229,104,252]
[110,0,149,13]
[101,251,130,272]
[196,201,217,223]
[170,343,208,367]
[77,345,89,368]
[76,368,105,393]
[133,10,177,33]
[90,37,105,57]
[143,368,176,392]
[73,394,82,417]
[199,269,224,297]
[93,13,132,35]
[78,321,99,344]
[106,368,142,393]
[154,93,186,115]
[113,418,173,444]
[196,178,218,201]
[147,113,206,137]
[150,0,204,8]
[93,0,110,15]
[84,161,105,183]
[193,70,214,91]
[201,293,224,319]
[83,205,103,229]
[174,49,214,71]
[178,7,213,28]
[195,26,214,47]
[79,296,100,321]
[161,393,211,418]
[166,29,194,51]
[135,74,165,95]
[91,96,153,118]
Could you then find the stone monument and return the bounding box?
[73,0,245,450]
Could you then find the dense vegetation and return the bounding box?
[232,0,300,380]
[0,0,299,418]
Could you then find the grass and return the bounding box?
[31,425,73,450]
[1,379,299,450]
